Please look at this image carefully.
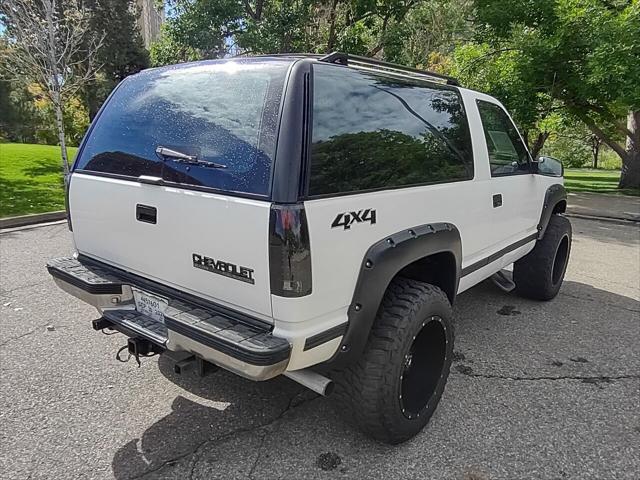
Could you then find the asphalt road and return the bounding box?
[1,217,638,480]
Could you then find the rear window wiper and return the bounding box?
[155,146,227,168]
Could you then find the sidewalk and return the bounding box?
[566,192,640,223]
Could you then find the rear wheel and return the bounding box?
[332,278,454,444]
[514,215,572,300]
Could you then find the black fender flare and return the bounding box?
[327,222,462,367]
[537,184,567,239]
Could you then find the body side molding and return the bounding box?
[326,222,462,367]
[537,184,567,239]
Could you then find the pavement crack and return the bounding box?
[247,430,268,479]
[455,369,640,383]
[0,324,49,347]
[128,391,317,480]
[3,280,49,295]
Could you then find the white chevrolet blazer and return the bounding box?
[48,52,571,443]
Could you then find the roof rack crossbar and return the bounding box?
[318,51,460,86]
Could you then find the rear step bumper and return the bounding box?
[47,256,291,380]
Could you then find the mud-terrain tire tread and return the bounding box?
[513,214,572,300]
[332,277,453,444]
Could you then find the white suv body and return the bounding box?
[49,53,570,443]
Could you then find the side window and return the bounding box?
[308,64,474,196]
[476,100,531,177]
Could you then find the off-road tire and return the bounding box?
[332,277,454,444]
[514,214,572,300]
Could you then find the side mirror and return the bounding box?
[534,156,563,177]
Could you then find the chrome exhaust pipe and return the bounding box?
[284,369,334,396]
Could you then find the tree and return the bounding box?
[449,43,556,159]
[149,0,433,65]
[1,0,103,174]
[462,0,640,188]
[381,0,474,66]
[82,0,149,119]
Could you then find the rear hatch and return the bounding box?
[69,59,293,320]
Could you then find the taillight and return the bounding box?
[269,203,312,297]
[64,173,72,231]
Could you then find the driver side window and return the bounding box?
[477,100,531,177]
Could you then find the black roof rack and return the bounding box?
[317,51,460,86]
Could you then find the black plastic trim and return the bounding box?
[537,184,567,239]
[47,263,123,295]
[271,58,314,203]
[164,317,290,366]
[460,233,538,277]
[327,222,462,367]
[303,323,347,351]
[136,204,157,224]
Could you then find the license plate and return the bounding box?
[132,288,168,323]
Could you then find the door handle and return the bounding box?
[136,204,157,224]
[493,194,503,208]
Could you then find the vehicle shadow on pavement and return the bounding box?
[110,279,639,480]
[111,355,316,479]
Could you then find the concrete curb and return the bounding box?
[565,212,639,226]
[0,211,67,229]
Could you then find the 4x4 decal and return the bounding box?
[331,209,377,230]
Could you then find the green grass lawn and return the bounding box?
[564,168,639,196]
[0,143,77,218]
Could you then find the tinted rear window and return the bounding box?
[309,64,473,196]
[74,60,291,196]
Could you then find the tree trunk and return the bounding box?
[619,110,640,189]
[44,0,69,175]
[591,136,600,169]
[86,80,100,121]
[53,92,70,175]
[326,0,339,52]
[529,131,549,159]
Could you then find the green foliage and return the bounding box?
[0,78,88,146]
[82,0,150,116]
[87,0,149,82]
[150,27,200,66]
[544,134,592,169]
[450,43,545,134]
[149,0,242,65]
[0,143,78,217]
[382,0,474,66]
[150,0,439,64]
[445,0,639,180]
[238,0,318,54]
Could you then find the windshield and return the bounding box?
[74,59,291,196]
